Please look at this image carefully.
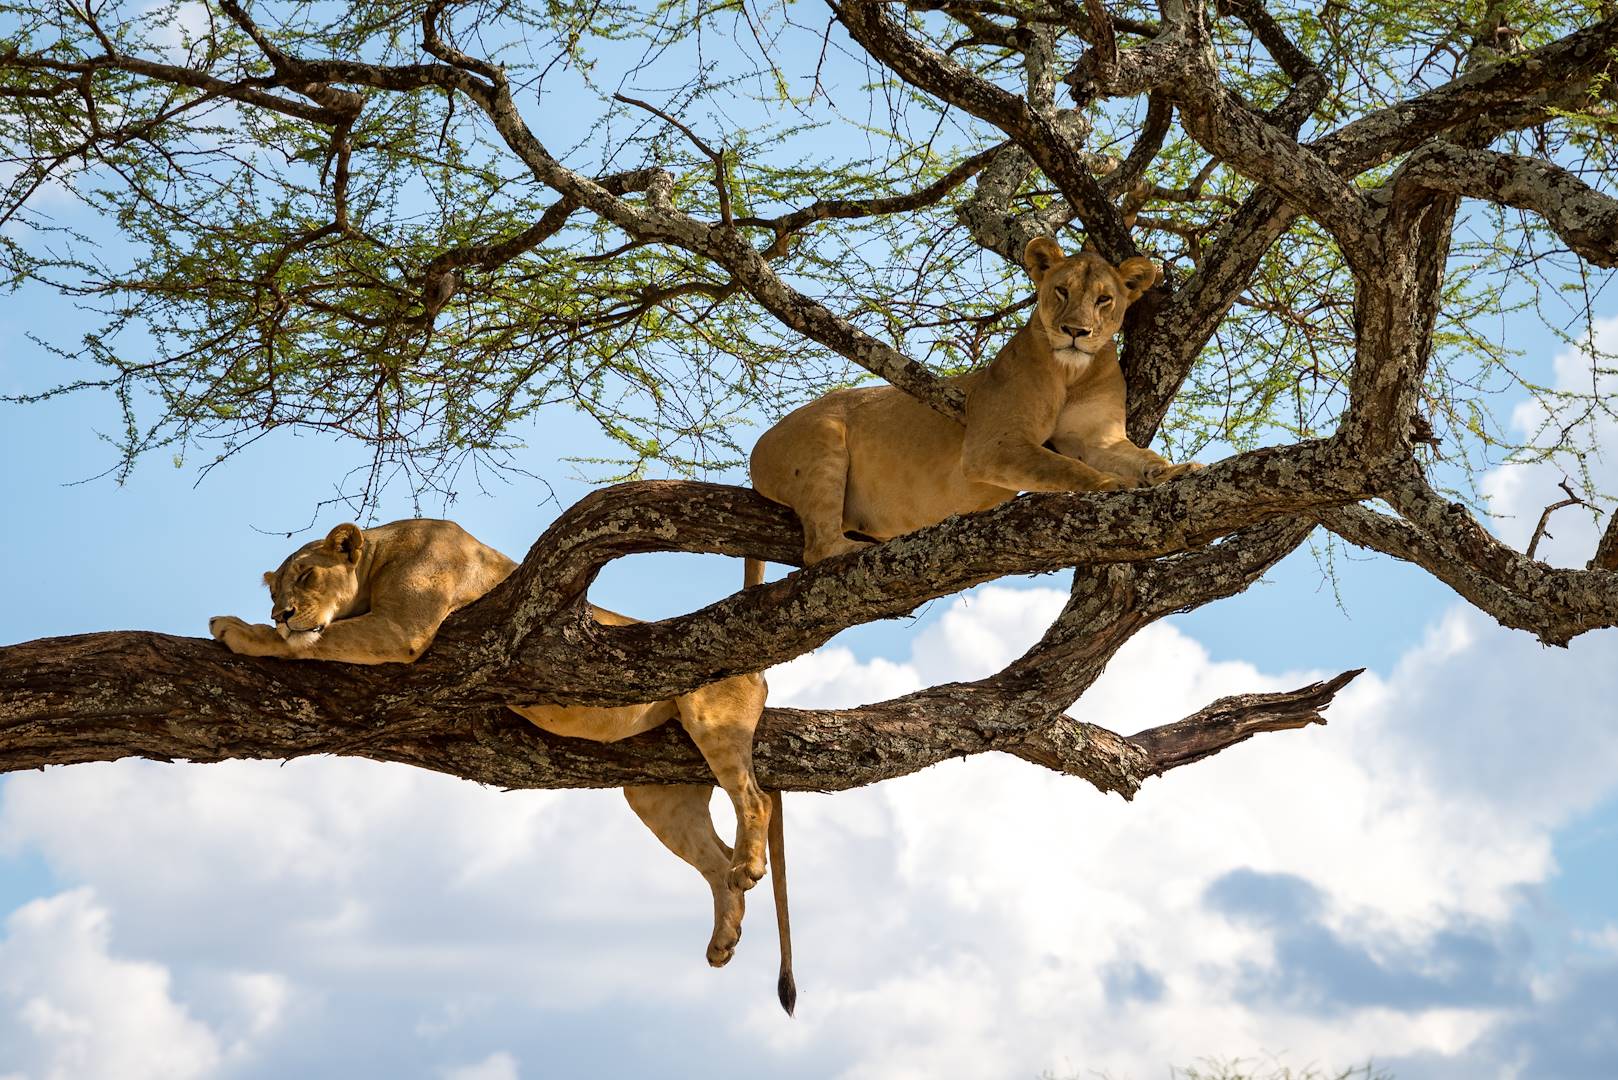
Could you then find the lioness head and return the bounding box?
[261,523,366,647]
[1023,236,1158,360]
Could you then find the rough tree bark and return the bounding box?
[3,0,1617,801]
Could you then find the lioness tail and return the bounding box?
[769,788,796,1016]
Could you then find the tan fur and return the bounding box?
[210,519,792,996]
[751,237,1202,564]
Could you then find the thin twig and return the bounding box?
[1526,479,1587,561]
[614,92,732,227]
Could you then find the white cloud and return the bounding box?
[0,889,223,1080]
[441,1051,520,1080]
[0,584,1615,1078]
[758,588,1618,1077]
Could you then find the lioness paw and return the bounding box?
[707,922,741,968]
[729,856,767,893]
[210,616,283,656]
[1144,461,1204,485]
[209,615,247,640]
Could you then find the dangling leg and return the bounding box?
[675,672,772,892]
[623,784,747,967]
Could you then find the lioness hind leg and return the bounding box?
[753,412,864,565]
[623,784,747,968]
[675,673,771,894]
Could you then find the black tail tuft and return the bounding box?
[778,971,798,1016]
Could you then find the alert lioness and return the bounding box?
[209,519,795,1012]
[751,236,1201,565]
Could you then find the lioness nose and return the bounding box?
[278,607,295,622]
[1063,324,1091,338]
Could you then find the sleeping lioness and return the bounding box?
[751,236,1201,565]
[209,519,795,1012]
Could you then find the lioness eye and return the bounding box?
[1053,286,1069,302]
[1098,294,1114,306]
[297,569,313,585]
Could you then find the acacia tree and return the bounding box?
[1,0,1616,798]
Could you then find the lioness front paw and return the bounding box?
[1144,461,1204,485]
[1094,475,1131,492]
[209,616,284,656]
[209,615,247,641]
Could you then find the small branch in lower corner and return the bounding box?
[1128,668,1364,776]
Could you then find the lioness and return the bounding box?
[209,519,795,1012]
[750,236,1201,565]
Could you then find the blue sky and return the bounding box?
[4,17,1618,1080]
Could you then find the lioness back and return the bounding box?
[751,372,1007,544]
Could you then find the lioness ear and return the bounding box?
[1116,256,1160,302]
[324,523,364,564]
[262,571,275,590]
[1022,236,1066,283]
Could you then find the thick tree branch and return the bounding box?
[1165,64,1370,259]
[447,441,1375,703]
[1126,669,1361,774]
[1314,16,1618,174]
[0,629,1355,801]
[1395,145,1618,267]
[0,512,1351,800]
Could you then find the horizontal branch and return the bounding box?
[445,441,1375,703]
[0,634,1358,801]
[1126,669,1362,774]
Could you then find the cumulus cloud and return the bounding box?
[760,588,1618,1078]
[1,581,1616,1078]
[0,889,225,1080]
[440,1051,520,1080]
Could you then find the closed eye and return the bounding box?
[296,569,313,585]
[1053,286,1069,302]
[1097,294,1114,307]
